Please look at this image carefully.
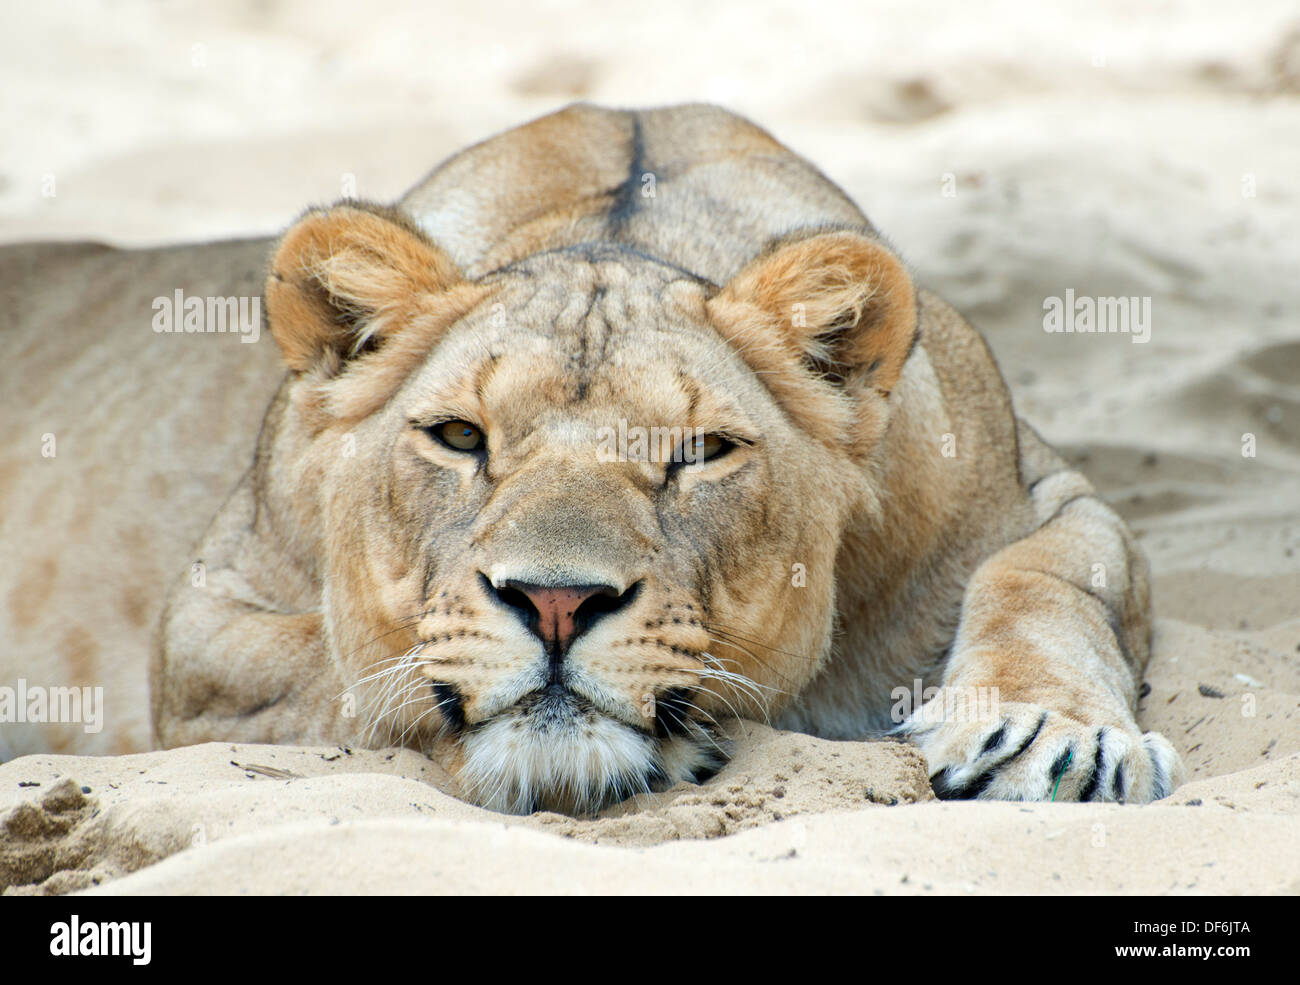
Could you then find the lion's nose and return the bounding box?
[485,577,639,653]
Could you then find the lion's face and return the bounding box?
[323,257,852,814]
[264,207,916,814]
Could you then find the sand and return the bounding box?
[1,0,1298,894]
[2,721,1296,895]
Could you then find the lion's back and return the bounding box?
[0,239,281,757]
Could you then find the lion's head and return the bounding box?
[260,202,916,813]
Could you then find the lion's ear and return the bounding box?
[266,204,463,373]
[707,231,917,396]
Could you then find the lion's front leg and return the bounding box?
[151,479,356,749]
[904,467,1183,803]
[154,604,353,748]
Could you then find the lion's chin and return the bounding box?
[457,689,725,816]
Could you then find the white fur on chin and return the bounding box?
[458,700,722,815]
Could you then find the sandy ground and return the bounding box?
[2,0,1298,894]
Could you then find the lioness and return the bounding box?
[2,103,1181,813]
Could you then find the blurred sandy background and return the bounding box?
[2,0,1298,894]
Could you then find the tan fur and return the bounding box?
[1,103,1181,809]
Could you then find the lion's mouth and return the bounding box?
[431,678,646,736]
[511,682,607,730]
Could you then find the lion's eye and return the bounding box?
[676,433,733,466]
[696,434,727,460]
[433,420,485,453]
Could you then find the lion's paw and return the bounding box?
[900,702,1183,804]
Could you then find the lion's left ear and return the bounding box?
[266,203,464,373]
[706,231,917,397]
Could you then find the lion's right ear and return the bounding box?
[265,204,464,373]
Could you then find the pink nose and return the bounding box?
[489,579,633,652]
[514,584,608,650]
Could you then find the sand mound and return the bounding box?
[3,736,1294,895]
[1,724,932,894]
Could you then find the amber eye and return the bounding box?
[432,420,485,453]
[675,433,733,467]
[695,434,727,460]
